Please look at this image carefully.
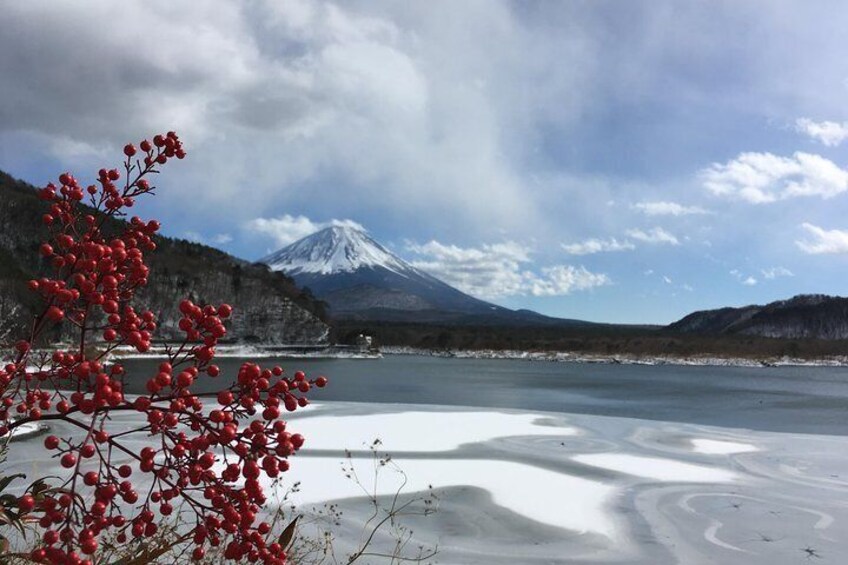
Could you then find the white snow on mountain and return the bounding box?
[261,226,413,276]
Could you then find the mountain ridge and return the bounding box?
[667,294,848,339]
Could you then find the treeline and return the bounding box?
[333,320,848,360]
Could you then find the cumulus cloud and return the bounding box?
[796,223,848,254]
[527,266,611,297]
[406,240,609,299]
[0,0,561,236]
[761,266,794,279]
[563,228,679,255]
[625,227,680,245]
[182,231,233,246]
[561,237,635,255]
[730,269,757,286]
[701,152,848,203]
[796,118,848,147]
[245,215,364,248]
[632,201,709,216]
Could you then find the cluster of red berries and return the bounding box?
[0,134,326,564]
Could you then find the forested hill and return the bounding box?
[667,294,848,340]
[0,169,329,345]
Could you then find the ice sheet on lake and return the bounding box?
[278,456,617,537]
[292,410,577,452]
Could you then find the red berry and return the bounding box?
[46,306,64,322]
[80,537,98,554]
[60,453,77,468]
[44,435,60,450]
[123,144,136,157]
[17,494,36,512]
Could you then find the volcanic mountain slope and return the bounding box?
[261,226,593,326]
[667,294,848,340]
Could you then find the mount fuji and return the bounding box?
[260,226,588,325]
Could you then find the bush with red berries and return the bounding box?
[0,133,326,564]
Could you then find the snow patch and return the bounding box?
[691,438,758,455]
[292,410,577,452]
[277,457,617,536]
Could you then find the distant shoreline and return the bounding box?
[29,343,848,367]
[107,343,382,360]
[380,346,848,367]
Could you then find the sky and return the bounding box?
[2,1,848,324]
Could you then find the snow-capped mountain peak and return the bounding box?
[261,226,412,276]
[257,225,567,324]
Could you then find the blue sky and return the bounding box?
[2,1,848,324]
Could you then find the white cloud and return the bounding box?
[407,240,608,299]
[796,223,848,254]
[730,269,757,286]
[796,118,848,147]
[625,227,680,245]
[528,266,611,297]
[182,231,233,246]
[761,266,794,279]
[561,228,679,256]
[561,237,635,255]
[662,276,673,284]
[701,152,848,203]
[0,0,557,236]
[245,215,364,248]
[632,201,709,216]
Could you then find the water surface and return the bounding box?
[120,354,848,435]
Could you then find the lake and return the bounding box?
[21,354,839,563]
[121,354,848,435]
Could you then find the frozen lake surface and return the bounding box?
[8,355,848,563]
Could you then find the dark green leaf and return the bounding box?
[278,516,299,550]
[0,473,25,493]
